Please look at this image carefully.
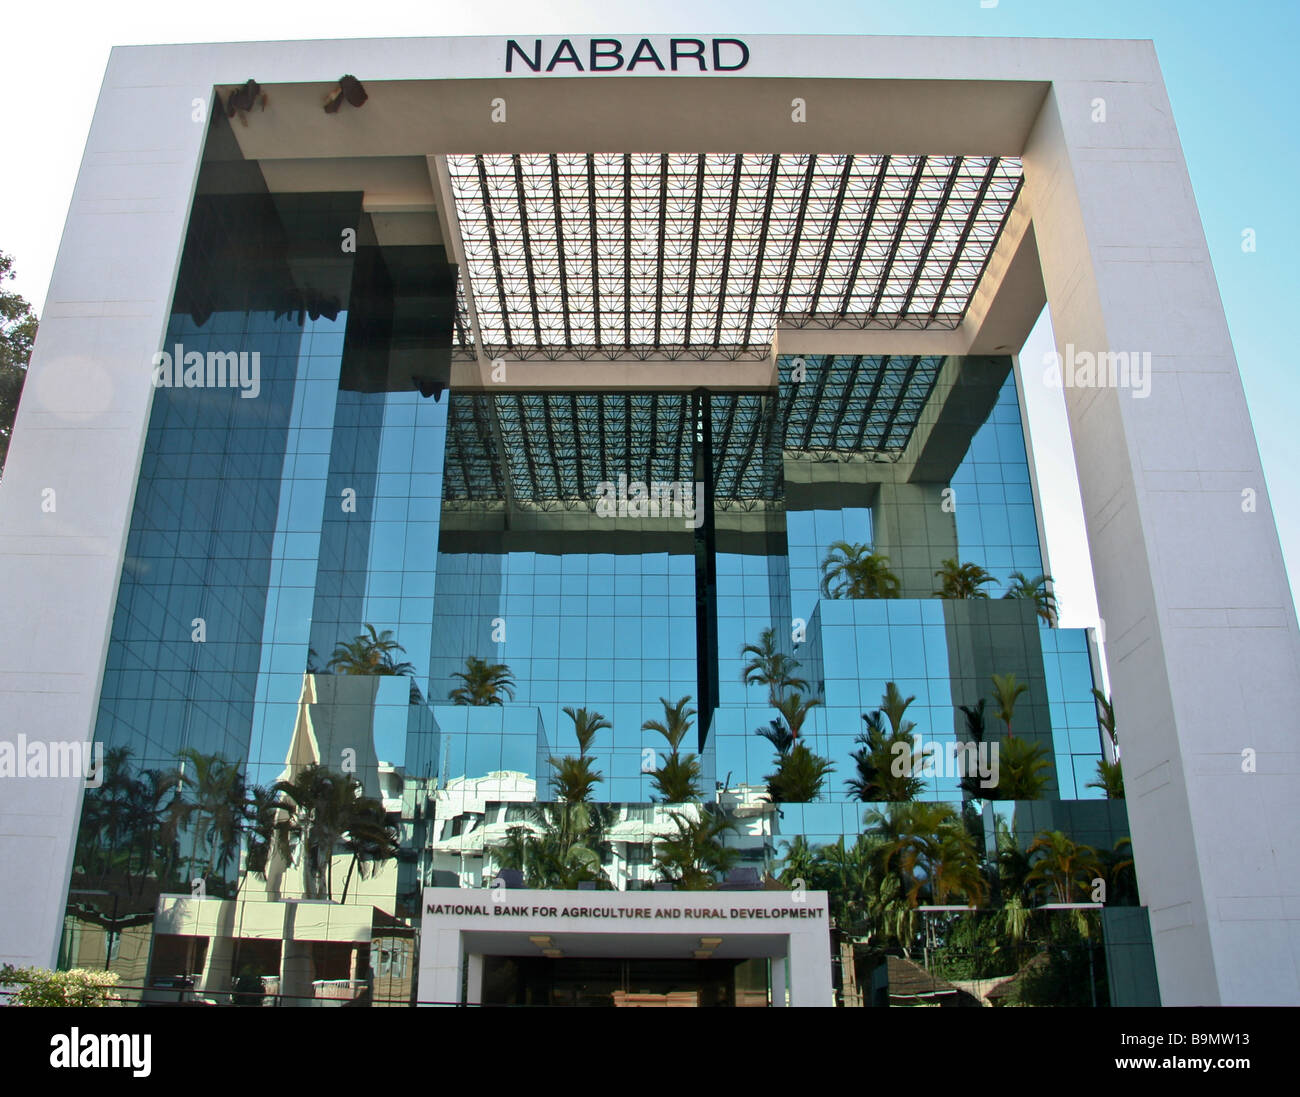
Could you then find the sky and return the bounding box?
[1,0,1296,631]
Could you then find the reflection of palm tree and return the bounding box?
[763,742,834,803]
[326,624,415,676]
[819,541,900,599]
[990,673,1029,739]
[491,803,612,889]
[1086,759,1124,799]
[740,627,808,705]
[846,684,930,802]
[177,748,246,888]
[1105,837,1139,905]
[653,808,739,889]
[957,698,988,798]
[772,692,820,741]
[866,802,987,907]
[562,706,610,758]
[338,798,400,904]
[1025,830,1103,906]
[271,765,393,900]
[994,737,1053,800]
[775,835,820,888]
[643,696,702,803]
[1087,688,1123,798]
[547,706,610,804]
[1003,572,1058,626]
[547,755,603,804]
[933,558,997,599]
[448,656,516,705]
[240,783,281,883]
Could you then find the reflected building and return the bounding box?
[4,35,1294,1008]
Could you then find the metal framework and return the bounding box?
[446,153,1022,361]
[442,354,945,509]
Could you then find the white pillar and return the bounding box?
[787,933,834,1008]
[465,953,484,1006]
[1023,56,1300,1006]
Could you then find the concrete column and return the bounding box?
[1023,60,1300,1004]
[870,480,958,597]
[199,934,235,1001]
[465,953,484,1006]
[787,932,834,1008]
[416,927,462,1007]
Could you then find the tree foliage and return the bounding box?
[448,656,517,705]
[0,251,38,474]
[819,541,900,599]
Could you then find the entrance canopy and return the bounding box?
[419,887,833,1006]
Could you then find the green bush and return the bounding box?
[0,965,121,1007]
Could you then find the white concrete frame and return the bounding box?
[1,34,1297,1006]
[418,887,833,1007]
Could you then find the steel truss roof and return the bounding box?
[443,355,944,509]
[445,153,1021,361]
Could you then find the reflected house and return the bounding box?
[6,33,1294,1009]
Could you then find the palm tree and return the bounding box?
[563,706,610,758]
[957,698,988,797]
[1003,572,1058,626]
[1086,687,1122,798]
[1106,837,1140,905]
[646,752,702,804]
[845,684,932,802]
[240,783,280,884]
[775,835,822,890]
[990,672,1029,738]
[177,748,247,888]
[491,803,612,889]
[994,736,1053,800]
[642,695,695,752]
[1087,758,1125,799]
[643,696,702,803]
[764,742,835,803]
[755,720,795,756]
[933,558,997,599]
[845,709,928,802]
[1093,688,1117,749]
[448,656,517,705]
[740,627,809,705]
[326,624,415,675]
[271,765,386,900]
[338,797,400,904]
[546,706,609,804]
[819,541,901,599]
[816,835,881,933]
[866,802,988,908]
[653,808,740,889]
[547,755,603,804]
[772,691,820,741]
[1025,830,1104,905]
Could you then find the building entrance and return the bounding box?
[481,955,769,1006]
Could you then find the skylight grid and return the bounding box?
[447,153,1022,359]
[443,356,945,508]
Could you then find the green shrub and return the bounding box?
[0,965,121,1007]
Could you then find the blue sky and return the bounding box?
[2,0,1296,623]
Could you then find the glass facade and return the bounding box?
[57,114,1156,1008]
